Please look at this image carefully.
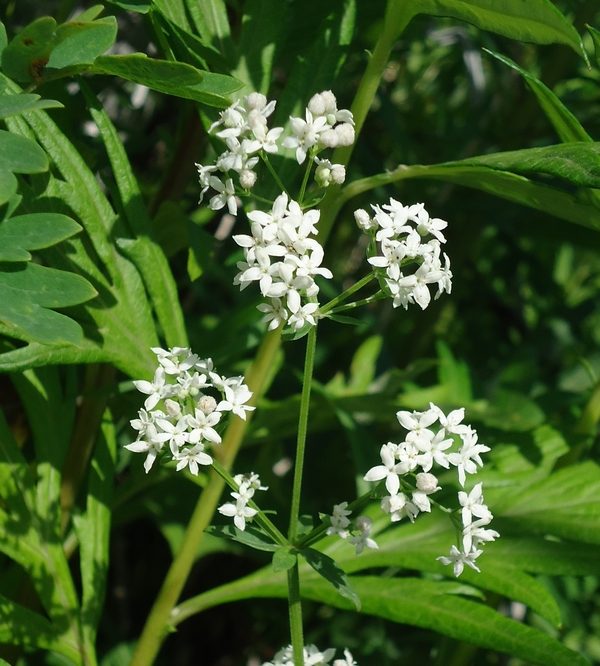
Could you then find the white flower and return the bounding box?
[173,443,213,475]
[381,492,418,522]
[208,176,238,215]
[133,366,171,411]
[326,501,352,538]
[125,424,170,473]
[218,498,258,531]
[447,430,490,487]
[187,407,222,444]
[333,649,357,666]
[437,545,482,577]
[363,443,402,495]
[257,298,288,330]
[349,515,379,554]
[282,109,329,164]
[463,519,499,553]
[155,415,190,455]
[458,483,492,527]
[288,302,319,331]
[217,383,255,420]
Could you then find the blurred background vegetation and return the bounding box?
[3,0,600,664]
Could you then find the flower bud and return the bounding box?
[319,129,339,148]
[335,123,355,146]
[308,92,326,116]
[239,169,257,189]
[244,92,267,111]
[331,164,346,185]
[354,208,373,231]
[315,162,332,187]
[198,395,217,414]
[416,472,441,494]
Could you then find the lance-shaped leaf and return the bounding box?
[405,0,585,59]
[0,93,63,120]
[300,547,361,610]
[0,262,97,345]
[587,24,600,69]
[0,129,47,205]
[485,50,591,144]
[205,524,280,552]
[0,213,81,261]
[91,54,243,107]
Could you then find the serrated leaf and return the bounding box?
[0,94,63,120]
[0,262,97,345]
[205,524,280,552]
[0,213,81,261]
[499,461,600,542]
[0,130,47,173]
[300,547,361,610]
[485,50,591,144]
[407,0,585,59]
[272,547,297,572]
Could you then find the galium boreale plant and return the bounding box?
[126,89,496,665]
[3,1,600,665]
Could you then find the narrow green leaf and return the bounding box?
[205,525,280,552]
[0,213,81,261]
[408,0,585,59]
[0,592,79,661]
[183,71,245,108]
[272,547,297,572]
[499,461,600,542]
[301,576,587,666]
[0,169,17,207]
[185,0,235,65]
[452,142,600,190]
[0,20,7,54]
[301,547,361,610]
[0,94,63,120]
[73,410,116,644]
[234,0,288,94]
[587,24,600,69]
[92,53,201,89]
[326,314,360,326]
[81,80,188,347]
[485,50,591,144]
[151,9,229,72]
[388,164,600,231]
[0,130,47,173]
[106,0,150,12]
[151,0,191,31]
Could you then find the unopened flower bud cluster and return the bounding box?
[262,644,357,666]
[196,90,353,216]
[328,403,497,576]
[218,472,268,531]
[326,504,379,556]
[233,192,332,332]
[125,347,254,474]
[355,198,452,310]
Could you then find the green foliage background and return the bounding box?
[2,0,600,665]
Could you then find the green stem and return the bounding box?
[129,327,283,666]
[262,153,289,195]
[328,291,386,315]
[298,157,314,205]
[288,325,318,541]
[288,563,305,666]
[210,459,287,546]
[286,325,317,666]
[319,273,376,315]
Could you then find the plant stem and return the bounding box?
[298,157,314,205]
[288,563,305,666]
[318,0,417,240]
[328,291,386,315]
[319,273,376,315]
[262,153,289,195]
[286,325,317,666]
[288,325,318,542]
[129,327,283,666]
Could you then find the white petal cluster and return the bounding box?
[233,192,332,332]
[125,347,255,474]
[362,403,496,575]
[218,471,267,531]
[262,645,357,666]
[355,198,452,310]
[196,93,283,215]
[283,90,355,165]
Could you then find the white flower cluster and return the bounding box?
[196,90,353,216]
[218,471,268,531]
[282,90,355,165]
[233,192,332,332]
[262,645,356,666]
[326,505,379,555]
[355,199,452,310]
[125,347,254,474]
[358,403,497,576]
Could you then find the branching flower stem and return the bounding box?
[319,273,376,315]
[261,153,289,195]
[129,326,283,666]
